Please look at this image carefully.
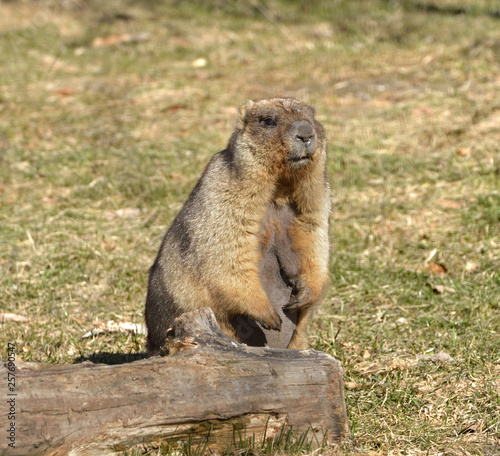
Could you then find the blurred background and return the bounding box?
[1,1,499,454]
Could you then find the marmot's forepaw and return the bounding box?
[257,308,282,331]
[284,280,311,312]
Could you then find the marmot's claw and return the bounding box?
[258,309,282,331]
[283,299,299,312]
[284,284,311,312]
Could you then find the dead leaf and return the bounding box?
[104,208,142,220]
[425,262,448,276]
[457,147,471,157]
[162,104,188,113]
[424,248,437,263]
[388,357,418,370]
[100,240,116,251]
[431,284,455,294]
[459,423,482,434]
[0,313,29,323]
[92,33,150,48]
[465,261,478,272]
[52,87,79,96]
[432,284,445,294]
[435,199,464,209]
[115,208,142,219]
[412,105,435,117]
[345,382,363,390]
[355,362,386,375]
[433,352,454,362]
[82,320,146,339]
[417,352,454,362]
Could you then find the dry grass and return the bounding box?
[1,0,499,455]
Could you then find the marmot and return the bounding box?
[145,97,330,353]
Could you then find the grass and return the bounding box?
[123,424,322,456]
[1,0,499,454]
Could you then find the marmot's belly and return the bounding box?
[232,250,297,348]
[233,203,299,348]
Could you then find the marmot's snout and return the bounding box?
[289,120,316,167]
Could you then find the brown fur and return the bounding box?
[145,98,330,353]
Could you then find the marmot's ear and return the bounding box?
[235,100,255,129]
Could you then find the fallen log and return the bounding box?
[0,308,348,456]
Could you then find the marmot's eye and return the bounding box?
[259,117,277,127]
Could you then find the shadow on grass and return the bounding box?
[75,352,149,365]
[409,1,500,18]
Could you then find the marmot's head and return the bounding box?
[230,98,327,176]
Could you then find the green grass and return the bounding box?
[1,0,499,455]
[123,424,325,456]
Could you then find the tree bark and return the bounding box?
[1,308,348,456]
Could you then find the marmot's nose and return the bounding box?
[292,121,315,145]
